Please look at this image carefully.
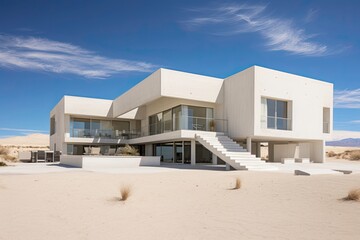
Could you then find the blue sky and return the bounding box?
[0,0,359,139]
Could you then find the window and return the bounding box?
[262,98,291,130]
[149,105,214,135]
[50,116,56,135]
[323,107,330,133]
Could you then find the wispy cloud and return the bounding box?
[304,8,318,23]
[334,89,360,108]
[351,120,360,124]
[0,128,48,133]
[0,35,155,78]
[182,3,328,56]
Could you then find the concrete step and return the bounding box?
[224,152,252,156]
[209,143,243,148]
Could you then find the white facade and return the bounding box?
[50,66,333,168]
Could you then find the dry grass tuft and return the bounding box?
[0,146,9,155]
[232,177,241,190]
[350,151,360,160]
[120,185,132,201]
[0,161,7,167]
[343,188,360,201]
[120,144,139,156]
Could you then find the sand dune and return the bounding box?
[0,133,49,146]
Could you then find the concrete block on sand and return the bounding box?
[295,169,344,176]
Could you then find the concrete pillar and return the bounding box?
[256,142,261,158]
[191,140,196,165]
[182,141,185,164]
[268,142,274,162]
[225,163,230,171]
[246,137,252,152]
[310,140,325,163]
[145,144,153,156]
[212,153,217,165]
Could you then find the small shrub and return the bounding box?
[350,151,360,160]
[233,177,241,190]
[0,146,9,155]
[343,188,360,201]
[120,144,139,156]
[120,185,131,201]
[0,161,7,167]
[3,155,16,161]
[326,151,337,157]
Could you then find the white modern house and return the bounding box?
[50,66,333,170]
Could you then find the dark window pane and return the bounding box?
[276,101,287,118]
[267,99,276,117]
[267,116,275,129]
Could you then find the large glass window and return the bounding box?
[153,141,191,164]
[149,105,214,135]
[50,116,56,135]
[262,98,291,130]
[155,143,173,163]
[163,109,172,132]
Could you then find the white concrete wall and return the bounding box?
[18,151,31,161]
[310,140,325,163]
[224,66,333,141]
[113,69,162,117]
[161,68,223,103]
[112,68,223,118]
[64,96,113,118]
[253,66,333,141]
[224,67,255,139]
[50,97,66,153]
[60,155,83,167]
[60,155,160,168]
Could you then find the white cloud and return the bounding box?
[334,88,360,108]
[0,127,48,133]
[0,35,155,78]
[182,4,328,56]
[351,120,360,123]
[332,130,360,141]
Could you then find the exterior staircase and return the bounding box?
[195,132,277,171]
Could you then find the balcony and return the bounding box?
[261,116,292,131]
[148,116,228,136]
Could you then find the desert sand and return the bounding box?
[326,146,360,154]
[1,134,359,239]
[0,168,360,240]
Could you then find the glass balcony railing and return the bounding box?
[70,117,228,139]
[261,116,292,131]
[71,129,141,139]
[148,116,228,136]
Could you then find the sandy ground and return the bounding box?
[1,164,360,240]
